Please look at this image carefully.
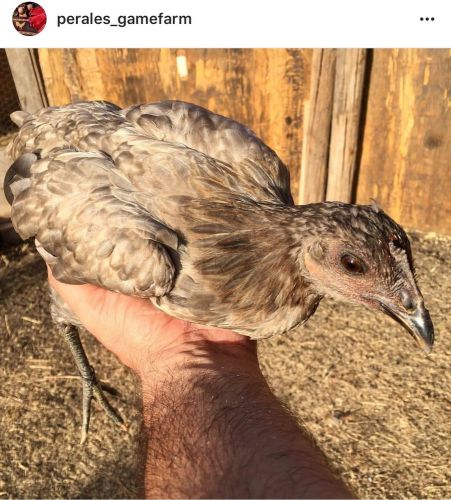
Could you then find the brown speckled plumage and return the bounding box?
[5,100,434,440]
[5,101,302,336]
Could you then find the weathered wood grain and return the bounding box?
[356,49,451,234]
[5,49,48,113]
[34,49,451,234]
[299,49,336,204]
[37,49,312,199]
[326,49,367,203]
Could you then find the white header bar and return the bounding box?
[1,0,450,48]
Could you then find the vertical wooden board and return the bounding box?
[6,49,48,113]
[299,49,336,205]
[356,49,451,234]
[326,49,367,203]
[37,49,312,199]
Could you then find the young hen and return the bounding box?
[4,100,434,442]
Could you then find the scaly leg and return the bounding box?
[57,323,125,444]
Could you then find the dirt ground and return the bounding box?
[0,232,449,499]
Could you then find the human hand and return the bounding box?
[48,270,352,499]
[47,268,255,379]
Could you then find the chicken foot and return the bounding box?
[57,323,126,444]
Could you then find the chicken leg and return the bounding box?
[58,323,125,444]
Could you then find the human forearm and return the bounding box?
[141,340,353,499]
[46,274,352,498]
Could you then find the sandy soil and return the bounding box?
[0,232,449,499]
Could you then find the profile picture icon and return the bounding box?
[12,2,47,36]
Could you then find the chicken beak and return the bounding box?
[378,301,434,353]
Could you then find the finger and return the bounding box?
[48,266,249,348]
[47,265,174,338]
[48,266,152,359]
[47,266,107,322]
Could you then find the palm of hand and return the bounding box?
[48,269,248,375]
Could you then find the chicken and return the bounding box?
[4,100,434,442]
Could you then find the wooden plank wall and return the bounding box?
[36,49,450,234]
[6,49,48,113]
[38,48,312,197]
[356,49,450,234]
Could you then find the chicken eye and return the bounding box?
[340,254,366,275]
